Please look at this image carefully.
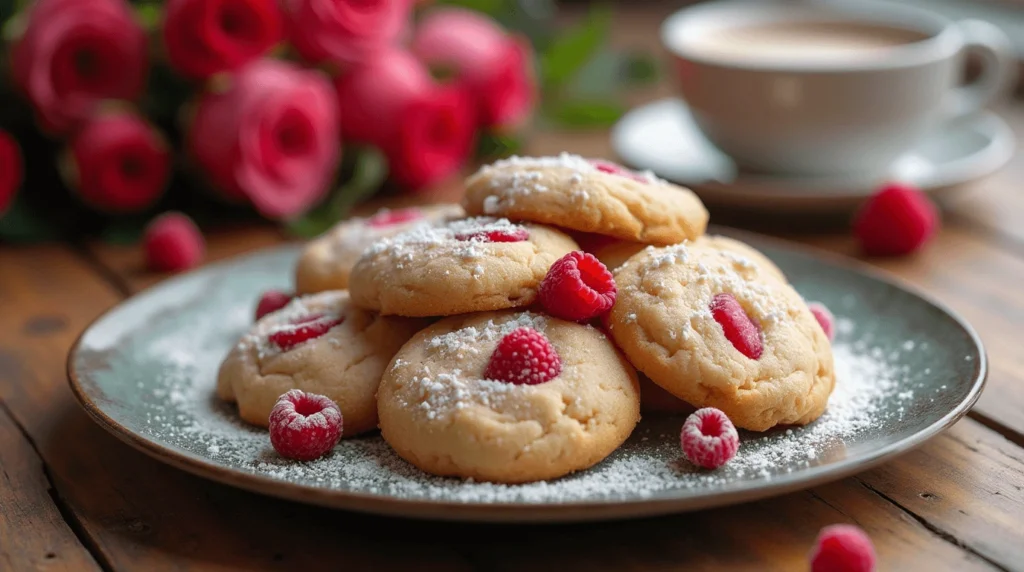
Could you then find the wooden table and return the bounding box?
[4,8,1024,572]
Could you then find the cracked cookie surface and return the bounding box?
[607,237,834,431]
[463,153,709,244]
[377,311,641,483]
[217,290,429,434]
[294,204,464,294]
[348,217,578,317]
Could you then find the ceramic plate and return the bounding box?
[610,98,1015,216]
[68,231,986,523]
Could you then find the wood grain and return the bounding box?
[0,405,100,572]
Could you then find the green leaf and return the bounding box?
[622,49,660,85]
[133,2,162,32]
[285,146,388,238]
[564,48,661,99]
[0,197,60,243]
[475,131,523,160]
[539,4,611,90]
[433,0,507,17]
[543,98,625,128]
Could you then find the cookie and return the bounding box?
[607,237,834,431]
[587,238,646,273]
[216,290,428,435]
[463,153,709,244]
[348,217,578,317]
[377,311,641,483]
[294,204,464,294]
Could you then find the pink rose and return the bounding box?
[10,0,147,135]
[335,49,474,189]
[412,8,535,129]
[163,0,284,80]
[284,0,411,66]
[0,131,23,216]
[65,111,171,214]
[188,59,340,220]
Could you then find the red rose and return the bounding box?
[64,111,171,214]
[163,0,283,80]
[10,0,147,135]
[284,0,410,66]
[412,8,535,129]
[335,49,474,190]
[0,131,23,216]
[188,59,340,220]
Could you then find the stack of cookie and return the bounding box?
[217,153,836,483]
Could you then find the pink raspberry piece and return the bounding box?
[810,524,877,572]
[255,290,294,320]
[455,228,529,243]
[268,314,343,351]
[710,293,763,359]
[808,301,835,342]
[590,159,648,183]
[269,390,343,461]
[484,327,562,385]
[367,207,423,228]
[853,183,939,256]
[680,407,739,469]
[143,211,205,272]
[539,251,617,321]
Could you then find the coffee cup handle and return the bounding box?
[943,20,1017,121]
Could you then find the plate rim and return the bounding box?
[66,231,989,522]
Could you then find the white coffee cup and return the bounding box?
[661,0,1017,178]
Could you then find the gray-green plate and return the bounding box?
[67,232,987,523]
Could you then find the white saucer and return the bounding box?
[611,98,1016,216]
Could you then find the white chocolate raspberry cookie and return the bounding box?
[216,291,428,435]
[294,204,464,294]
[463,154,708,245]
[607,237,834,431]
[377,311,641,484]
[348,217,578,317]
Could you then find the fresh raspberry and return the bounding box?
[269,390,343,461]
[484,327,562,385]
[143,212,205,272]
[269,314,344,351]
[810,524,876,572]
[255,290,294,320]
[367,207,422,228]
[853,183,939,256]
[539,251,617,321]
[590,159,648,183]
[455,228,530,243]
[710,293,763,359]
[808,301,835,342]
[680,407,739,469]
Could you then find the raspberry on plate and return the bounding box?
[268,314,344,351]
[810,524,876,572]
[255,290,294,320]
[143,211,205,272]
[539,251,617,321]
[710,293,763,359]
[681,407,739,469]
[269,390,343,461]
[808,301,836,342]
[484,327,562,385]
[853,183,939,256]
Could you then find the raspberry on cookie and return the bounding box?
[377,311,641,484]
[294,204,464,294]
[463,153,709,245]
[607,237,835,431]
[216,291,429,435]
[348,217,579,317]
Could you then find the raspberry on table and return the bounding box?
[269,314,344,351]
[455,228,529,243]
[367,207,423,228]
[853,183,939,256]
[143,211,205,272]
[255,290,294,320]
[539,251,617,321]
[680,407,739,469]
[808,301,835,342]
[810,524,876,572]
[710,293,763,359]
[269,390,343,461]
[484,327,562,385]
[590,159,648,183]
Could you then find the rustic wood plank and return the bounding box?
[0,403,100,571]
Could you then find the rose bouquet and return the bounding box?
[0,0,657,263]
